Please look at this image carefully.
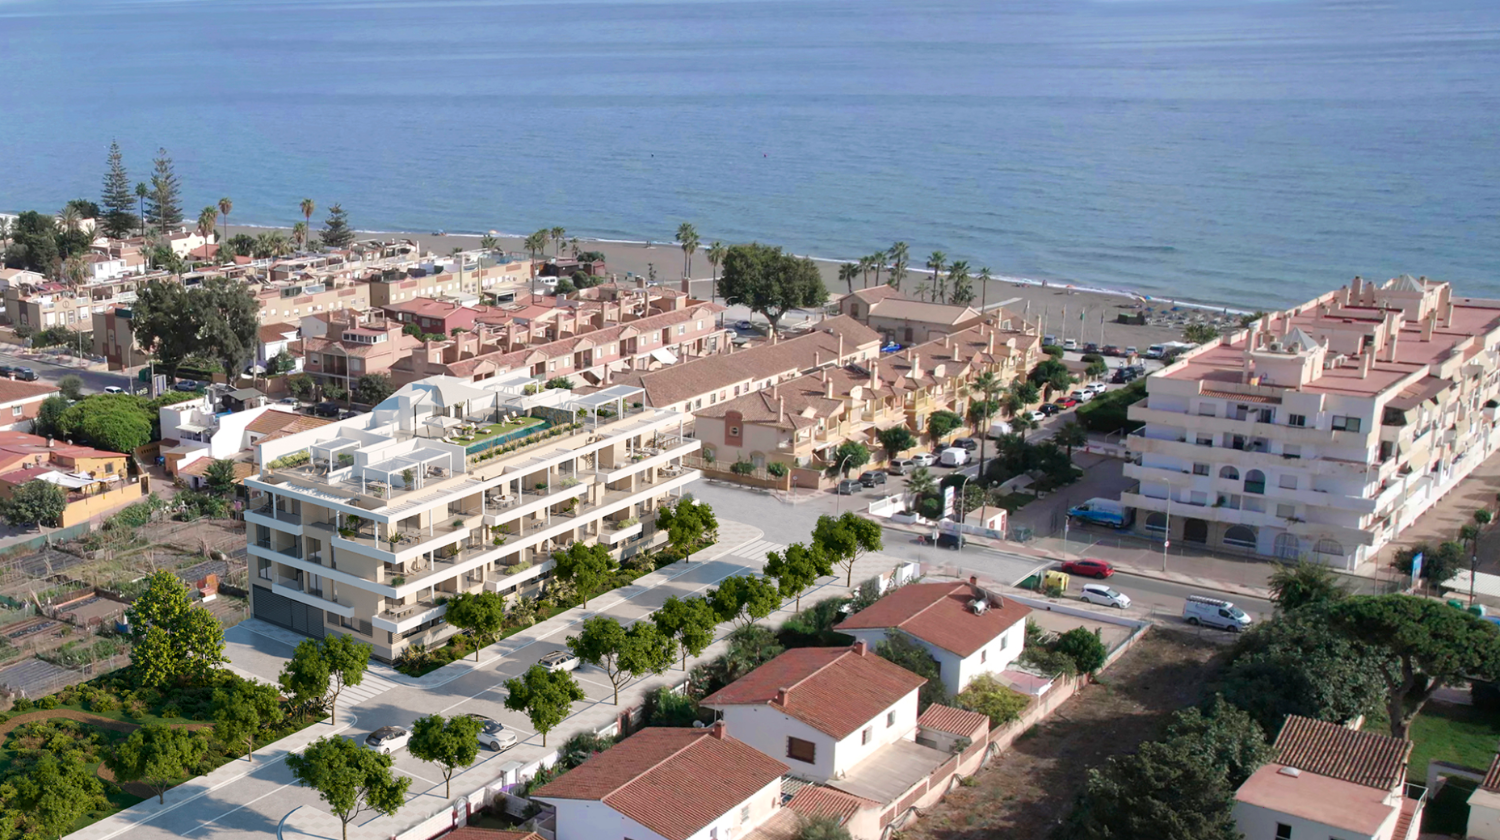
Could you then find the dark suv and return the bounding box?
[314,402,342,418]
[858,470,887,488]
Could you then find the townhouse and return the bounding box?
[535,724,788,840]
[160,397,331,477]
[835,579,1031,696]
[242,372,701,661]
[0,379,61,432]
[253,276,370,323]
[297,310,419,395]
[0,431,143,527]
[1233,715,1423,840]
[693,315,1039,480]
[13,271,158,332]
[838,286,986,345]
[1122,275,1500,569]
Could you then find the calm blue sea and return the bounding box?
[2,0,1498,307]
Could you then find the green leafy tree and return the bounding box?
[567,616,675,704]
[319,204,355,249]
[354,373,394,405]
[145,147,183,230]
[826,441,870,477]
[877,426,917,462]
[718,242,828,334]
[126,570,226,688]
[1183,323,1220,345]
[1165,696,1274,789]
[1331,594,1500,738]
[1063,736,1241,840]
[1055,627,1108,674]
[710,574,782,627]
[504,664,586,746]
[129,279,193,380]
[320,634,370,721]
[31,393,68,439]
[61,395,153,454]
[279,638,331,720]
[1054,421,1088,460]
[653,595,719,670]
[812,512,883,585]
[553,541,615,608]
[286,735,411,840]
[656,497,718,561]
[2,211,60,273]
[875,631,951,710]
[1221,605,1394,736]
[212,679,285,761]
[4,753,107,838]
[204,458,239,496]
[107,724,207,804]
[956,673,1029,727]
[56,373,83,401]
[1029,358,1074,393]
[0,479,67,530]
[100,140,138,238]
[1268,561,1346,612]
[765,542,832,611]
[445,590,507,659]
[926,409,964,442]
[408,714,484,797]
[288,374,317,402]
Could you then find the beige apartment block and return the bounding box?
[243,372,700,661]
[1123,274,1500,569]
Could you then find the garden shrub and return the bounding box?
[38,696,58,710]
[12,698,32,712]
[957,674,1031,727]
[1055,627,1108,674]
[87,693,118,713]
[160,702,181,719]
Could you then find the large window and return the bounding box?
[787,737,816,764]
[1219,466,1239,480]
[1244,469,1266,495]
[1223,525,1257,549]
[1331,415,1362,432]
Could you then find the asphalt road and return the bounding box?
[1108,571,1273,622]
[0,348,134,395]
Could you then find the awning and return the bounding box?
[178,423,209,434]
[425,416,462,430]
[650,348,678,366]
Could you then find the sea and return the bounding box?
[1,0,1498,309]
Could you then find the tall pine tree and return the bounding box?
[319,204,355,249]
[100,141,137,238]
[145,147,183,231]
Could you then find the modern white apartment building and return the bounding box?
[1122,275,1500,569]
[243,372,701,660]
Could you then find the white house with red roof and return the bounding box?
[534,723,788,840]
[834,578,1031,695]
[701,641,926,784]
[1234,715,1424,840]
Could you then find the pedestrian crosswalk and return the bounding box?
[728,538,786,563]
[340,672,399,705]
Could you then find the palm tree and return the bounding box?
[197,207,218,248]
[134,182,149,235]
[978,266,993,312]
[0,217,9,250]
[300,198,315,237]
[676,222,699,279]
[906,466,937,502]
[948,260,972,306]
[63,253,89,288]
[569,237,580,258]
[59,204,82,234]
[217,197,232,244]
[857,255,872,289]
[968,370,1002,482]
[870,249,887,288]
[706,240,726,301]
[549,226,565,256]
[1055,421,1089,460]
[913,280,932,302]
[838,262,860,295]
[480,233,498,250]
[292,221,309,250]
[888,241,910,290]
[524,229,549,293]
[925,251,946,301]
[1012,412,1039,442]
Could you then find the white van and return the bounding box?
[939,447,970,467]
[1182,595,1252,631]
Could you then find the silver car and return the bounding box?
[540,650,580,673]
[464,713,518,751]
[1080,583,1131,609]
[364,725,412,755]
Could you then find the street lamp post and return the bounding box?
[953,473,973,550]
[833,453,855,515]
[1162,487,1172,572]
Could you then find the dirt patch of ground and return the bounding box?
[901,628,1230,840]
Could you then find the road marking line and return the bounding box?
[184,781,298,834]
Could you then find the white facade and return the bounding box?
[1233,797,1399,840]
[549,776,782,840]
[1469,786,1500,839]
[840,622,1024,696]
[713,689,919,783]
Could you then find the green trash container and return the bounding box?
[1470,605,1487,618]
[1448,599,1466,610]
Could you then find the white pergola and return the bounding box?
[362,447,452,494]
[309,436,364,473]
[570,385,643,432]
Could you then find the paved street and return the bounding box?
[0,346,133,394]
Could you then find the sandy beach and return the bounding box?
[223,225,1234,350]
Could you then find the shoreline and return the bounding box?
[218,222,1246,349]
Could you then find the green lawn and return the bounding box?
[451,417,543,444]
[1365,700,1500,783]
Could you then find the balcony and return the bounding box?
[332,513,482,562]
[602,435,701,484]
[251,537,302,561]
[246,503,304,536]
[600,520,643,545]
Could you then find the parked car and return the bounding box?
[1043,334,1057,346]
[13,368,37,381]
[174,379,201,392]
[0,365,15,378]
[1062,339,1079,351]
[1028,410,1047,423]
[936,532,963,549]
[314,401,342,417]
[539,651,580,673]
[1068,389,1093,403]
[464,714,518,751]
[1183,595,1252,632]
[1084,382,1108,396]
[858,470,887,487]
[103,386,126,395]
[364,725,412,755]
[1082,342,1100,354]
[1067,498,1134,529]
[910,452,938,467]
[836,479,861,495]
[953,438,979,451]
[1038,403,1061,417]
[277,396,299,406]
[888,458,916,475]
[938,447,969,467]
[1054,398,1079,410]
[1061,558,1115,578]
[1111,368,1135,384]
[734,320,753,331]
[1080,583,1131,609]
[1101,345,1122,356]
[1125,346,1139,357]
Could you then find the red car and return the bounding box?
[1054,398,1079,410]
[1061,559,1114,578]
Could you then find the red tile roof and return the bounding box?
[258,322,298,343]
[0,465,55,485]
[1485,750,1500,793]
[1274,715,1411,791]
[917,704,990,738]
[784,785,874,824]
[701,644,927,738]
[835,582,1031,658]
[441,830,543,840]
[0,379,60,405]
[535,726,787,840]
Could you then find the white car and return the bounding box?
[364,725,412,755]
[277,396,299,406]
[1069,390,1094,403]
[1080,583,1131,609]
[540,650,580,673]
[465,713,518,751]
[103,386,125,395]
[909,452,938,467]
[1028,410,1047,423]
[1063,339,1078,350]
[1085,382,1108,396]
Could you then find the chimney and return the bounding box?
[851,640,869,657]
[778,395,786,424]
[815,350,821,368]
[771,383,778,399]
[1445,302,1454,328]
[1351,275,1363,304]
[1359,350,1373,379]
[1422,314,1435,342]
[826,379,834,399]
[838,334,845,361]
[46,437,54,448]
[774,688,789,706]
[869,365,877,388]
[909,352,920,380]
[709,720,727,740]
[1385,331,1400,363]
